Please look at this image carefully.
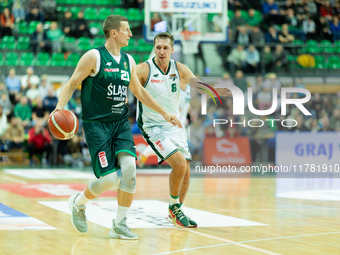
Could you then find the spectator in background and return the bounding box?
[150,13,163,31]
[265,26,279,42]
[278,23,295,43]
[26,82,40,104]
[46,21,64,53]
[295,0,308,19]
[26,0,44,23]
[21,67,40,93]
[234,70,248,93]
[273,45,288,72]
[334,1,340,17]
[0,94,12,116]
[302,15,317,40]
[234,26,249,44]
[0,105,9,140]
[5,69,21,103]
[229,9,246,39]
[280,0,297,16]
[14,96,32,129]
[330,16,340,41]
[316,16,332,41]
[226,44,247,72]
[41,0,57,22]
[0,8,15,38]
[61,11,74,37]
[0,82,9,98]
[43,88,58,113]
[0,69,5,84]
[310,92,323,119]
[247,9,262,28]
[330,108,340,130]
[73,11,93,39]
[263,0,285,25]
[262,46,274,73]
[31,22,51,55]
[291,114,310,131]
[38,74,51,100]
[12,0,26,23]
[250,26,265,44]
[285,8,305,41]
[27,119,52,165]
[256,86,273,110]
[263,72,281,90]
[246,45,260,73]
[31,97,49,124]
[306,0,318,17]
[319,116,334,131]
[3,117,25,151]
[319,0,333,21]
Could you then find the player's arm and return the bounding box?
[136,62,149,87]
[177,62,231,96]
[131,58,182,128]
[54,51,96,111]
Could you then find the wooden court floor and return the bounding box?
[0,167,339,255]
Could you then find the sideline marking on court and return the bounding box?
[3,175,27,184]
[153,231,340,255]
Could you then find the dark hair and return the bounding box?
[153,32,174,47]
[103,15,128,39]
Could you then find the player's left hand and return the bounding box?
[162,112,183,129]
[215,88,232,97]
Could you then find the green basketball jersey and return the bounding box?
[81,46,131,122]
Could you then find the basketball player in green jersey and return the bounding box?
[52,16,182,239]
[136,32,230,228]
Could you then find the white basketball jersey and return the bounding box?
[179,84,190,127]
[137,58,180,129]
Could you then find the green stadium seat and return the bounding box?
[89,22,102,35]
[64,37,76,44]
[227,10,234,19]
[306,46,321,54]
[28,21,40,34]
[110,0,121,6]
[16,36,30,50]
[20,52,35,66]
[323,46,335,53]
[315,62,325,69]
[18,22,28,34]
[142,54,150,62]
[93,37,104,47]
[320,40,332,47]
[95,0,109,5]
[240,10,248,19]
[69,6,82,18]
[333,40,340,47]
[328,55,340,64]
[113,8,126,16]
[0,53,3,65]
[65,53,80,66]
[287,55,297,62]
[56,0,65,4]
[35,52,50,66]
[98,8,113,17]
[57,6,68,13]
[78,37,92,51]
[328,62,340,69]
[293,40,304,46]
[5,52,19,65]
[84,7,98,20]
[306,40,318,47]
[131,54,141,64]
[50,53,65,66]
[82,0,95,4]
[127,8,141,21]
[314,55,325,65]
[64,0,77,4]
[1,36,16,49]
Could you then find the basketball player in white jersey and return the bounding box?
[136,32,230,228]
[136,83,190,167]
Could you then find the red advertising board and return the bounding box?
[203,137,252,165]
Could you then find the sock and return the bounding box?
[75,190,90,206]
[180,202,183,207]
[116,205,129,224]
[170,194,179,205]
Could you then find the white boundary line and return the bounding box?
[3,175,27,184]
[153,231,340,255]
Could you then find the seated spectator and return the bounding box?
[3,117,25,151]
[247,8,262,28]
[278,23,295,43]
[26,0,44,23]
[0,8,15,38]
[234,70,248,93]
[263,72,281,90]
[38,74,52,100]
[41,0,57,22]
[31,22,52,55]
[256,86,273,110]
[306,0,318,17]
[234,26,249,44]
[31,97,49,123]
[0,82,9,98]
[0,94,12,116]
[27,119,52,165]
[319,116,334,131]
[61,11,74,37]
[262,46,274,72]
[316,16,332,41]
[229,9,246,38]
[285,8,305,41]
[295,0,308,20]
[73,11,93,39]
[329,16,340,42]
[291,114,310,131]
[5,69,21,103]
[43,88,58,113]
[246,45,260,73]
[330,108,340,130]
[0,69,5,84]
[14,96,32,129]
[273,45,288,72]
[334,1,340,17]
[12,0,26,23]
[263,0,285,25]
[319,0,333,21]
[265,26,279,42]
[280,0,297,16]
[46,21,64,53]
[303,15,317,40]
[26,82,40,104]
[226,45,247,72]
[21,67,40,93]
[310,92,323,119]
[250,26,265,44]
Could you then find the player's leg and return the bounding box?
[166,152,190,228]
[179,160,190,204]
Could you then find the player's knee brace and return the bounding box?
[119,159,136,193]
[89,172,119,196]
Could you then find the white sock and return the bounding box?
[75,190,90,206]
[116,205,129,224]
[170,195,179,205]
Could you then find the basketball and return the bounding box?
[48,110,79,140]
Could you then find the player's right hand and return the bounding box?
[162,112,183,129]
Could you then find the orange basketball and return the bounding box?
[48,110,79,140]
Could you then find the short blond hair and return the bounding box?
[103,15,128,39]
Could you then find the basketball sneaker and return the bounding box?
[109,218,138,240]
[68,193,88,233]
[168,203,189,228]
[167,215,197,228]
